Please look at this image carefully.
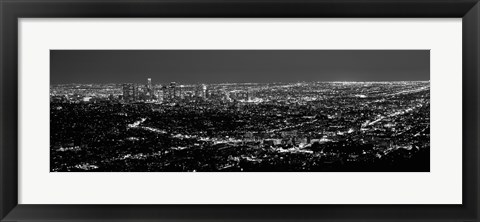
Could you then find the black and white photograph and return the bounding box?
[50,50,430,172]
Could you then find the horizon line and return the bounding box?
[51,80,430,86]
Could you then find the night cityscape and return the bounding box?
[50,50,430,172]
[50,79,430,172]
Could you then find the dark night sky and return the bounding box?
[50,50,429,84]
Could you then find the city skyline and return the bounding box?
[51,77,430,105]
[50,50,430,84]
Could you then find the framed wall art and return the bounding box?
[1,0,479,221]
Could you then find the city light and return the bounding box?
[50,78,430,172]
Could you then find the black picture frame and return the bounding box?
[1,0,479,221]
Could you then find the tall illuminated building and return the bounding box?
[156,87,164,103]
[202,84,207,99]
[205,85,210,99]
[122,83,136,103]
[161,85,170,102]
[169,82,177,99]
[146,78,154,100]
[147,78,152,89]
[179,85,185,99]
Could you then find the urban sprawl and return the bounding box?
[50,79,430,172]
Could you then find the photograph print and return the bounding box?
[50,50,430,172]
